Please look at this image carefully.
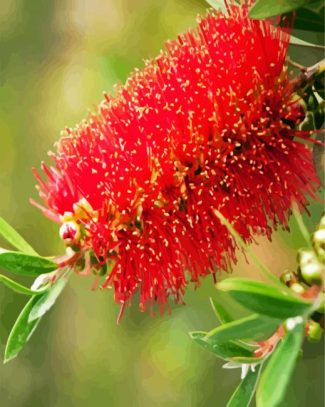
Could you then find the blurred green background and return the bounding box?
[0,1,323,406]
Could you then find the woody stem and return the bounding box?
[292,58,325,91]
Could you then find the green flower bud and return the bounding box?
[298,249,324,285]
[301,262,323,285]
[291,282,305,295]
[306,320,323,343]
[298,249,318,266]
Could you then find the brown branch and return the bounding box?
[291,58,325,92]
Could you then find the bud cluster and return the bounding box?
[281,215,325,342]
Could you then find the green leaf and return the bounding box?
[227,365,262,407]
[189,331,254,361]
[299,111,316,131]
[0,274,49,295]
[249,0,312,19]
[305,90,319,112]
[210,293,254,327]
[28,276,69,322]
[210,294,237,324]
[217,278,313,319]
[0,217,38,256]
[306,0,324,12]
[4,295,45,363]
[0,250,57,276]
[230,355,263,364]
[290,35,325,50]
[256,323,304,407]
[206,0,241,13]
[3,272,70,363]
[206,314,280,343]
[206,0,227,13]
[294,7,324,32]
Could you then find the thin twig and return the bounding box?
[287,57,306,71]
[290,42,325,51]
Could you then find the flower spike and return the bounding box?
[33,3,320,316]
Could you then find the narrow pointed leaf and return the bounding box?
[227,365,261,407]
[206,314,280,343]
[290,35,325,50]
[206,0,227,13]
[0,274,49,295]
[28,276,69,322]
[249,0,311,19]
[217,278,313,319]
[256,323,304,407]
[210,294,237,324]
[0,250,57,276]
[210,284,264,324]
[190,331,254,361]
[0,217,38,256]
[4,295,45,363]
[231,355,264,364]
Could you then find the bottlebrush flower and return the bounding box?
[32,3,319,317]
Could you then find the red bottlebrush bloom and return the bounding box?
[33,4,319,316]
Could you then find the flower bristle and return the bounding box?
[33,4,320,316]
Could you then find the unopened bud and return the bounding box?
[298,249,324,285]
[301,262,323,285]
[291,282,305,295]
[59,221,81,244]
[298,249,317,266]
[306,320,323,342]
